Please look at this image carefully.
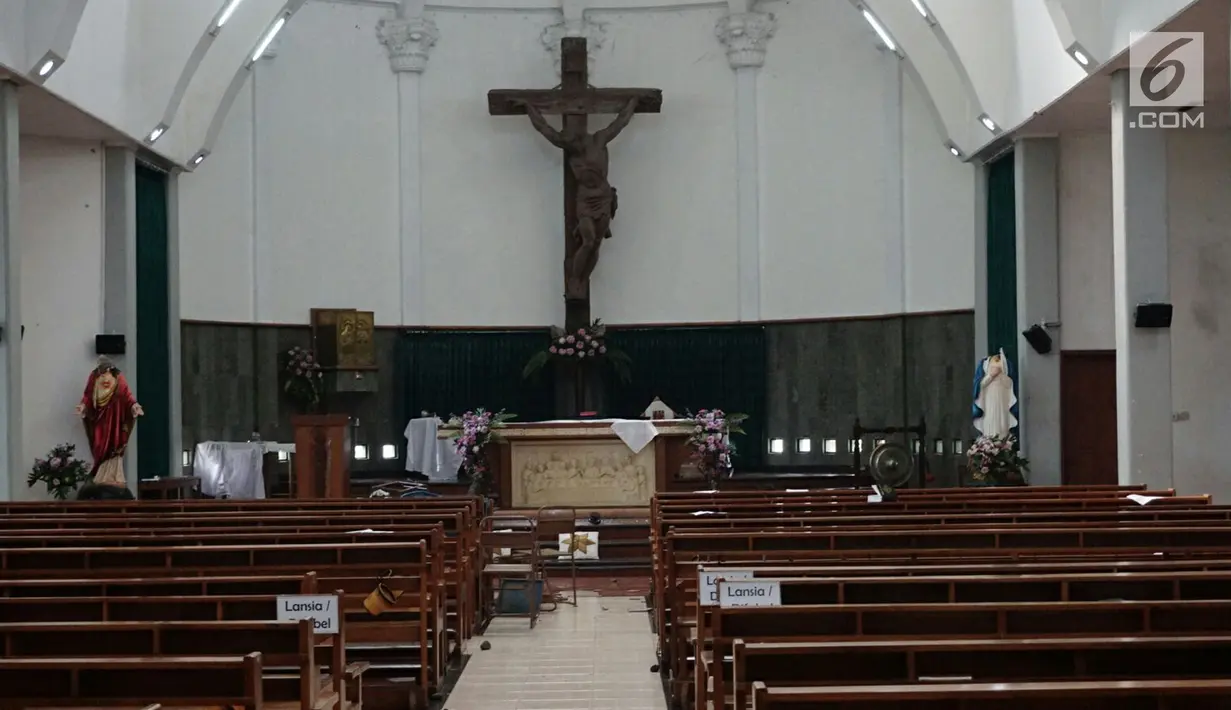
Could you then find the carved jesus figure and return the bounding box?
[518,98,639,299]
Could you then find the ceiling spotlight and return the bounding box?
[190,150,209,167]
[945,141,964,159]
[30,52,64,82]
[145,123,169,144]
[860,7,898,53]
[910,0,931,20]
[1066,43,1095,71]
[978,114,1000,133]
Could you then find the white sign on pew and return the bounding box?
[277,595,339,634]
[718,579,782,608]
[698,568,754,606]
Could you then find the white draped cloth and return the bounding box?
[404,417,463,481]
[193,442,266,499]
[610,419,660,453]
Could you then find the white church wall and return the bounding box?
[1055,127,1231,500]
[927,0,1017,130]
[179,77,256,323]
[902,73,976,313]
[1057,132,1114,351]
[760,0,891,320]
[0,0,26,72]
[1009,0,1085,128]
[179,2,976,327]
[419,9,577,327]
[586,7,737,325]
[1167,129,1231,501]
[42,0,132,137]
[16,137,104,500]
[252,1,401,325]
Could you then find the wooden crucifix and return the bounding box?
[489,37,662,333]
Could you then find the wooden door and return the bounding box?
[1060,351,1118,485]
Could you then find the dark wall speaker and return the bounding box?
[1022,324,1053,354]
[95,333,126,355]
[1134,302,1173,329]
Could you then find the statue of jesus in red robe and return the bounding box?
[75,357,144,486]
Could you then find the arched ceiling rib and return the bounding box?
[4,0,1209,165]
[159,0,293,162]
[861,0,983,154]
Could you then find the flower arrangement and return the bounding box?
[967,434,1030,485]
[281,346,323,412]
[28,443,93,500]
[522,320,632,383]
[447,408,516,495]
[686,409,748,489]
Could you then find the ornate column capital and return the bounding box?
[541,19,606,75]
[377,15,439,73]
[715,11,777,69]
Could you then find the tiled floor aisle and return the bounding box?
[443,594,668,710]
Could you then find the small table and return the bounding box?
[138,476,201,500]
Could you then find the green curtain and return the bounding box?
[985,152,1019,376]
[135,164,171,477]
[395,326,768,468]
[397,330,555,425]
[604,326,767,468]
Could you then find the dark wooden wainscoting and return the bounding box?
[1060,350,1117,486]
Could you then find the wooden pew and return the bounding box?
[733,635,1231,709]
[0,510,482,640]
[749,678,1231,709]
[0,573,316,597]
[0,653,265,709]
[651,487,1231,710]
[0,541,438,707]
[0,619,342,710]
[697,573,1231,710]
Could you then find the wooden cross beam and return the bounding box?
[489,37,662,332]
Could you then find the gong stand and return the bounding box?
[851,417,930,489]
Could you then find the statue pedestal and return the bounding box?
[291,414,351,498]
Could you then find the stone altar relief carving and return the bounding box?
[511,441,653,507]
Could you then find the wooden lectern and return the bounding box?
[291,414,351,498]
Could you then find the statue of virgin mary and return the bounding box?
[972,348,1018,438]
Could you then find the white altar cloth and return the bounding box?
[192,441,294,499]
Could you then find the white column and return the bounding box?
[0,82,20,499]
[973,163,989,356]
[1014,138,1061,485]
[378,14,439,326]
[1110,69,1172,489]
[716,11,776,322]
[102,147,139,493]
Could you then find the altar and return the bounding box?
[444,419,695,508]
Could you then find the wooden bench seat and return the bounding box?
[732,635,1231,709]
[0,573,316,597]
[699,598,1231,710]
[0,541,438,707]
[0,619,344,710]
[749,678,1231,709]
[0,654,265,710]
